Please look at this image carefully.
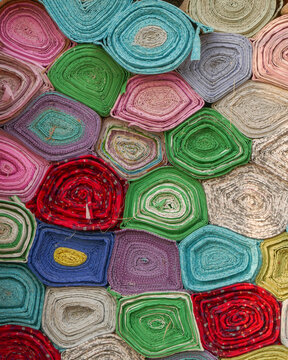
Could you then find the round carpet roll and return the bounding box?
[281,299,288,347]
[147,350,218,360]
[221,346,288,360]
[178,32,252,103]
[5,92,101,161]
[42,287,116,348]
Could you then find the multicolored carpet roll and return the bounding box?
[0,0,69,66]
[108,229,182,295]
[179,225,262,292]
[62,334,145,360]
[117,292,202,358]
[48,44,129,117]
[165,108,252,179]
[187,0,282,37]
[221,346,288,360]
[5,92,101,161]
[111,72,204,132]
[121,167,208,241]
[281,299,288,347]
[95,118,167,179]
[0,197,36,262]
[104,0,212,74]
[178,33,252,103]
[213,81,288,138]
[147,350,218,360]
[0,131,48,202]
[28,221,114,286]
[256,233,288,301]
[203,164,288,239]
[0,52,51,125]
[192,283,281,357]
[0,264,44,329]
[26,155,128,231]
[39,0,132,43]
[42,287,116,348]
[0,325,60,359]
[252,15,288,90]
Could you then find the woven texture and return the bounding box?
[165,108,252,179]
[111,72,204,132]
[5,92,101,161]
[221,346,288,360]
[117,292,202,358]
[203,164,288,239]
[147,351,218,360]
[26,155,128,231]
[95,117,167,179]
[179,225,262,292]
[281,299,288,347]
[121,167,208,241]
[28,221,114,286]
[48,44,129,117]
[108,229,182,295]
[42,287,116,348]
[192,283,281,357]
[178,32,252,103]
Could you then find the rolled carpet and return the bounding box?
[165,108,252,179]
[221,346,288,360]
[0,197,36,262]
[192,283,281,357]
[42,287,116,348]
[178,32,252,103]
[281,299,288,347]
[95,117,167,180]
[28,221,114,286]
[121,166,208,241]
[5,92,101,161]
[116,292,202,358]
[147,350,218,360]
[26,155,128,231]
[111,72,204,132]
[47,44,129,117]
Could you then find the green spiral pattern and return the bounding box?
[116,292,202,358]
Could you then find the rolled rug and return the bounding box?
[221,346,288,360]
[95,117,167,180]
[116,292,202,358]
[61,334,144,360]
[42,287,116,348]
[0,325,60,359]
[213,80,288,138]
[5,92,101,161]
[103,0,213,74]
[47,44,129,117]
[179,225,262,292]
[0,197,36,262]
[281,299,288,347]
[147,350,218,360]
[165,108,252,179]
[192,283,281,357]
[26,155,128,231]
[110,72,204,132]
[187,0,282,37]
[108,229,182,295]
[0,0,69,67]
[0,264,44,329]
[28,221,114,286]
[121,166,208,241]
[203,164,288,239]
[178,32,252,103]
[0,130,49,203]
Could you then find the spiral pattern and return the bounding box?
[281,299,288,347]
[42,287,116,348]
[95,118,167,179]
[178,33,252,103]
[213,80,288,138]
[26,155,128,231]
[111,72,204,132]
[117,292,202,358]
[147,350,218,360]
[192,283,281,357]
[5,92,101,161]
[48,44,129,117]
[121,166,208,241]
[165,108,252,179]
[28,221,114,286]
[221,346,288,360]
[203,164,288,239]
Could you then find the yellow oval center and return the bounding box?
[54,247,87,267]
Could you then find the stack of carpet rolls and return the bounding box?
[1,0,288,358]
